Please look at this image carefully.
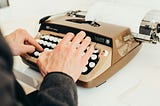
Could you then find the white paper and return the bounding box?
[85,1,151,33]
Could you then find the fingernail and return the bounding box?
[80,31,86,35]
[86,36,91,41]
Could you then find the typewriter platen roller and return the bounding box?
[21,10,160,88]
[134,10,160,44]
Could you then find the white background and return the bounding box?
[0,0,160,106]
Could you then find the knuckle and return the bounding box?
[70,43,75,48]
[55,44,62,51]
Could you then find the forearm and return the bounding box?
[38,72,78,106]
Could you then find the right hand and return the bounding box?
[37,31,94,82]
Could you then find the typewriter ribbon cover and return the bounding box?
[21,2,160,88]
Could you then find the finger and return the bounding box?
[25,34,43,52]
[71,31,86,49]
[21,45,35,54]
[37,51,50,77]
[58,32,75,45]
[37,52,47,68]
[82,44,94,62]
[78,36,91,54]
[38,51,50,60]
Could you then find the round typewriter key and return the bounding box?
[49,36,54,42]
[43,41,47,46]
[93,49,99,53]
[46,42,51,47]
[89,62,96,68]
[43,35,47,39]
[82,66,88,73]
[40,35,45,39]
[57,38,62,43]
[47,42,52,47]
[44,48,50,51]
[103,50,109,56]
[34,51,40,57]
[36,39,40,43]
[51,43,56,48]
[105,39,110,45]
[38,40,43,45]
[44,35,49,40]
[91,54,97,60]
[46,42,49,47]
[53,37,58,42]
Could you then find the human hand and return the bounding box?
[5,28,43,56]
[37,31,94,82]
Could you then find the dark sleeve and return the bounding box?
[0,31,21,106]
[0,31,33,106]
[0,57,24,106]
[0,69,21,106]
[37,72,78,106]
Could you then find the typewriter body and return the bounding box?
[21,10,142,88]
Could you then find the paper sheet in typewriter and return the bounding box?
[85,1,151,33]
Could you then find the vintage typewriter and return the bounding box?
[21,10,160,88]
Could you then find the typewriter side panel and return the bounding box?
[111,28,141,64]
[77,28,142,88]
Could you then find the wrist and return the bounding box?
[45,72,75,82]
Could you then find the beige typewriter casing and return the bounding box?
[21,11,142,88]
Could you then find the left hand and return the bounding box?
[5,28,43,56]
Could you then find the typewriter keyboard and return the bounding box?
[28,34,100,75]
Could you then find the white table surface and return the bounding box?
[1,0,160,106]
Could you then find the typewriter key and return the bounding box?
[51,43,56,48]
[44,35,49,40]
[103,50,109,56]
[40,35,45,39]
[49,36,54,42]
[93,49,99,53]
[53,37,58,42]
[34,51,40,57]
[82,67,88,73]
[44,48,50,51]
[57,38,62,43]
[89,62,96,68]
[91,54,97,60]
